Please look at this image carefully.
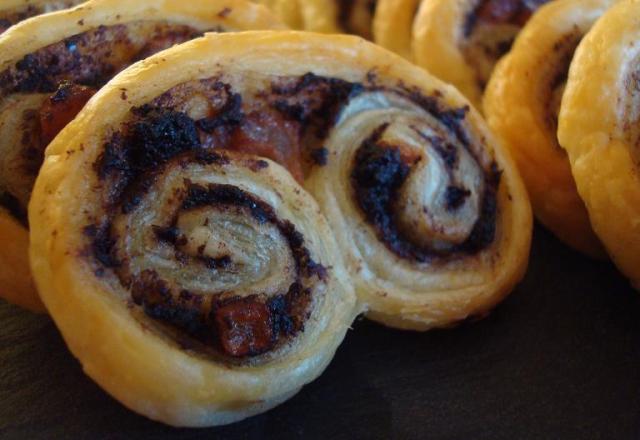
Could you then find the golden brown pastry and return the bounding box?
[484,0,615,258]
[412,0,554,109]
[336,0,377,38]
[29,31,359,426]
[252,0,376,36]
[559,0,640,286]
[251,0,305,29]
[0,0,84,33]
[0,0,282,312]
[373,0,419,59]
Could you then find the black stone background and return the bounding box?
[1,226,639,439]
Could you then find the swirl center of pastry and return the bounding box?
[87,96,337,359]
[388,122,485,250]
[337,91,498,261]
[105,173,319,359]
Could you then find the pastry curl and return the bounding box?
[413,0,553,109]
[483,0,613,258]
[30,32,358,426]
[558,0,640,286]
[373,0,419,60]
[0,0,282,312]
[0,0,85,34]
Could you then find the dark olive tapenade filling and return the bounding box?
[621,55,640,149]
[350,116,500,263]
[0,21,207,223]
[0,22,204,96]
[96,73,362,190]
[545,31,581,139]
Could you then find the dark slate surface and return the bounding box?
[1,225,639,440]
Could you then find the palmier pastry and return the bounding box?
[92,30,540,333]
[484,0,614,258]
[0,0,281,312]
[29,31,358,426]
[559,0,640,286]
[252,0,376,36]
[0,0,84,34]
[412,0,554,109]
[296,36,531,330]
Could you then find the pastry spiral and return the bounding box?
[298,42,531,330]
[558,0,640,286]
[252,0,376,36]
[0,0,281,312]
[0,0,84,34]
[484,0,614,258]
[30,32,358,426]
[412,0,554,109]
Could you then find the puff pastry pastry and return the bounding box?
[0,0,84,33]
[559,0,640,285]
[30,31,359,426]
[413,0,553,109]
[0,0,281,312]
[252,0,375,36]
[484,0,614,258]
